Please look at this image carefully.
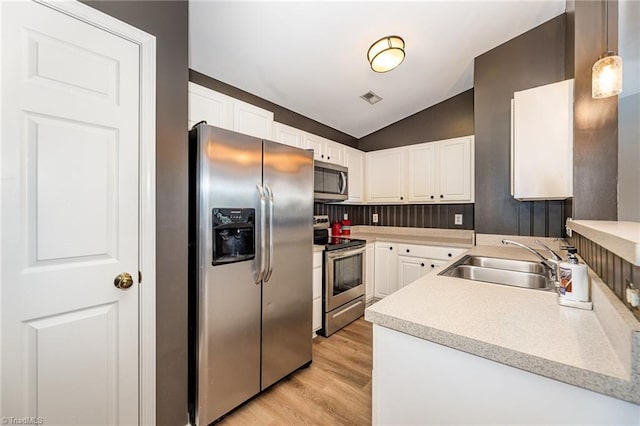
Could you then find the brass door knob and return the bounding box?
[114,272,134,290]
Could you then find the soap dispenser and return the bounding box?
[558,246,592,310]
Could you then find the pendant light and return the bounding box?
[592,0,623,98]
[367,36,405,73]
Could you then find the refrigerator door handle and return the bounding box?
[255,184,267,284]
[339,171,347,195]
[264,183,275,282]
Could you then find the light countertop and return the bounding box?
[365,245,640,405]
[567,220,640,266]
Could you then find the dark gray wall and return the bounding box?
[190,70,359,148]
[358,89,474,152]
[81,2,189,425]
[570,0,618,220]
[474,14,568,237]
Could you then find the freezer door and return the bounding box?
[194,125,263,424]
[261,140,314,389]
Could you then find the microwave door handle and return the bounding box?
[255,184,267,284]
[264,183,275,282]
[339,172,347,195]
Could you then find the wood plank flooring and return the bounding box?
[217,318,373,425]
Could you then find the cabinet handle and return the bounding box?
[420,263,425,267]
[406,249,410,253]
[321,154,324,158]
[400,196,404,200]
[440,195,444,199]
[430,195,434,200]
[448,253,452,257]
[389,247,393,251]
[431,264,435,268]
[328,156,330,160]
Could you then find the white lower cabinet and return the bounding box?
[374,242,399,298]
[365,243,375,303]
[372,242,466,299]
[312,251,323,334]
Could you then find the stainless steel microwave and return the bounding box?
[314,160,348,202]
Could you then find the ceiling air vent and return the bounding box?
[360,91,382,105]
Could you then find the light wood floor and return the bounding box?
[218,318,373,425]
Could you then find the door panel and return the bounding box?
[261,140,313,389]
[1,2,140,423]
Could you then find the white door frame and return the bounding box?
[0,1,157,424]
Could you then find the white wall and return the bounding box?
[618,0,640,221]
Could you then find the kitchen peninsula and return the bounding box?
[365,243,640,425]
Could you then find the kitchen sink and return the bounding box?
[439,255,555,291]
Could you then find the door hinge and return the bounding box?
[138,271,142,284]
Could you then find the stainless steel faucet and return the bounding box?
[501,239,560,281]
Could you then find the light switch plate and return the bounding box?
[454,214,463,225]
[373,213,379,223]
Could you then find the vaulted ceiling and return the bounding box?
[190,1,566,138]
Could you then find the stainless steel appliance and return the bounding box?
[313,215,366,336]
[314,160,348,202]
[188,123,313,425]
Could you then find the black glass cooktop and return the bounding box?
[314,235,366,251]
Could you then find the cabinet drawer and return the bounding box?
[313,251,323,267]
[398,244,466,260]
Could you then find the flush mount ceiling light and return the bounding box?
[367,35,405,73]
[592,0,623,99]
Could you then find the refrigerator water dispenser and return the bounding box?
[211,208,255,265]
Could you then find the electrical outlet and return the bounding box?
[372,213,379,223]
[454,214,463,225]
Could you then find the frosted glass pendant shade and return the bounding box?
[592,53,623,98]
[367,36,405,73]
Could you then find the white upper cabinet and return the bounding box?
[325,140,345,166]
[188,82,232,130]
[368,136,474,204]
[232,99,273,140]
[439,136,474,202]
[511,79,574,200]
[304,133,326,161]
[408,143,437,202]
[188,82,273,139]
[304,133,345,166]
[272,122,305,148]
[344,147,365,203]
[366,148,406,203]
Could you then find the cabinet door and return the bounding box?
[512,79,573,200]
[408,143,438,202]
[273,122,304,148]
[366,149,405,203]
[439,136,473,202]
[188,82,232,130]
[312,252,323,333]
[345,147,365,203]
[304,132,326,161]
[365,243,375,302]
[398,256,434,289]
[233,100,274,139]
[325,140,345,166]
[374,242,398,298]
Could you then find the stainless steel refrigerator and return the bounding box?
[188,124,313,425]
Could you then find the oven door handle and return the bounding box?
[264,183,275,283]
[326,245,366,261]
[255,184,267,284]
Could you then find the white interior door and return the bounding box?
[1,1,140,424]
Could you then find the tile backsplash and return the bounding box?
[313,203,474,230]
